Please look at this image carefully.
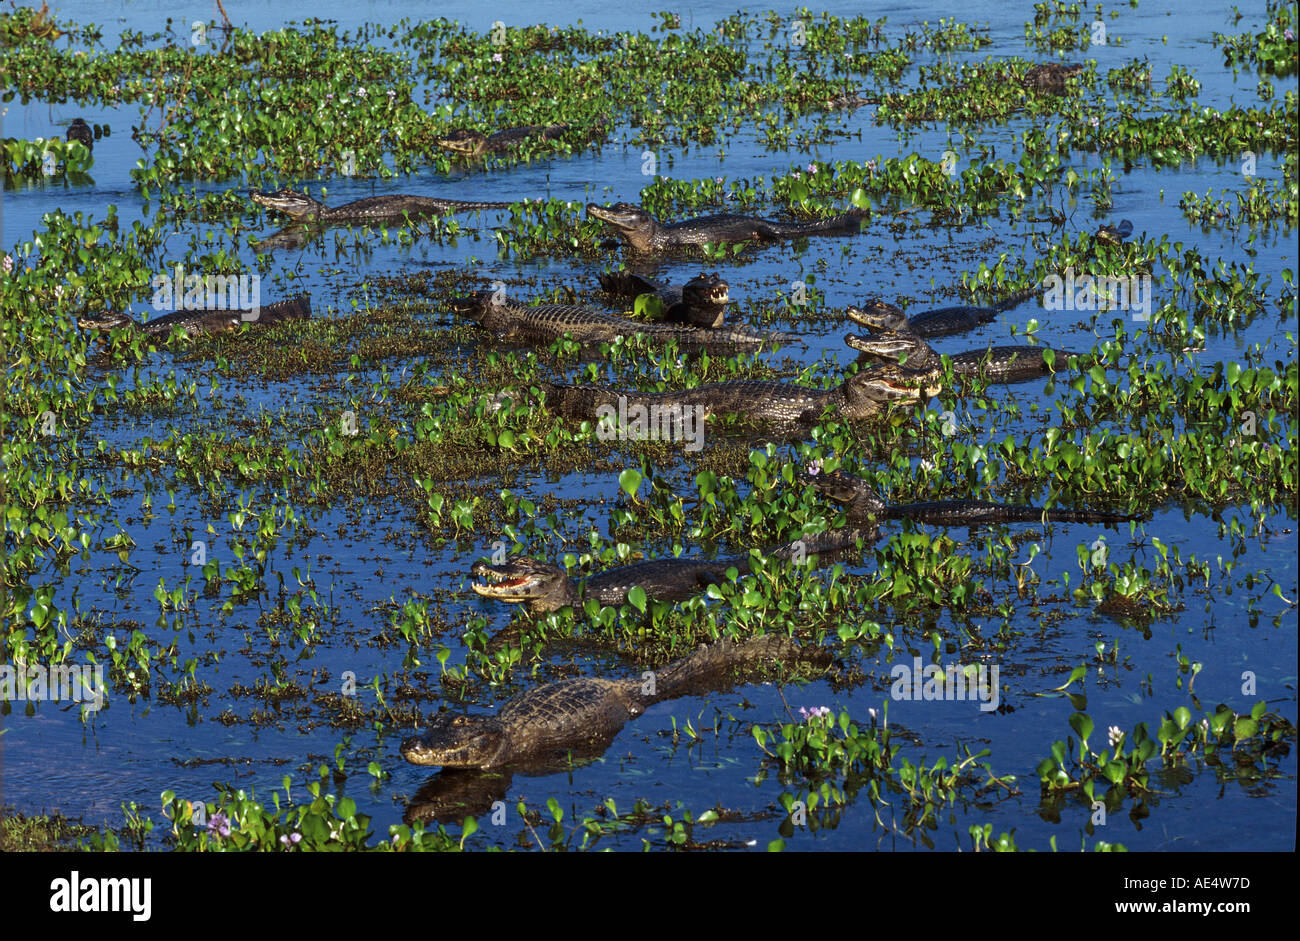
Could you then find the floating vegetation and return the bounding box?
[0,1,1295,859]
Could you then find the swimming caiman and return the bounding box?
[588,202,869,253]
[599,271,731,328]
[536,336,936,426]
[66,117,94,152]
[469,527,878,614]
[401,634,829,770]
[848,287,1039,338]
[452,289,773,350]
[802,467,1142,526]
[77,294,311,340]
[844,319,1074,387]
[250,188,511,225]
[434,123,575,157]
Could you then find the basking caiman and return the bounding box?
[453,289,772,350]
[844,321,1075,387]
[588,202,869,253]
[803,468,1142,526]
[401,635,828,770]
[848,287,1039,339]
[77,294,310,340]
[599,271,731,329]
[469,528,877,615]
[250,188,511,225]
[434,123,574,157]
[537,340,937,427]
[1023,63,1085,93]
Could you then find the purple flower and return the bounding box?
[207,811,231,838]
[806,162,817,174]
[279,831,302,847]
[865,159,878,173]
[806,458,823,476]
[798,705,831,721]
[492,52,503,63]
[2,255,12,275]
[1285,28,1294,41]
[356,87,367,98]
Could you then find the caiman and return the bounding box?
[66,117,93,152]
[1095,219,1134,245]
[434,123,574,157]
[844,323,1074,387]
[77,294,310,340]
[1023,62,1086,93]
[823,91,878,111]
[588,202,869,253]
[598,271,731,329]
[401,635,828,770]
[802,467,1143,526]
[536,339,937,427]
[468,528,878,615]
[452,289,773,350]
[250,188,511,225]
[847,287,1039,338]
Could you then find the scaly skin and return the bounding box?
[588,202,869,253]
[468,528,878,615]
[536,336,934,426]
[599,271,731,329]
[434,124,573,157]
[803,468,1143,525]
[846,306,1079,386]
[400,635,826,770]
[250,188,510,225]
[848,287,1039,338]
[453,290,771,350]
[1023,62,1086,93]
[77,295,311,339]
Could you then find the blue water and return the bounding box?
[1,0,1295,851]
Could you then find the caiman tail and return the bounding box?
[650,635,823,701]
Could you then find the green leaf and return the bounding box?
[619,468,642,500]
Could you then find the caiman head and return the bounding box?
[844,331,936,368]
[682,273,729,307]
[587,202,658,252]
[76,310,134,332]
[470,557,576,613]
[841,336,943,410]
[66,117,94,151]
[401,713,508,768]
[250,188,326,223]
[434,129,489,157]
[450,290,517,337]
[1095,219,1133,245]
[846,301,911,334]
[799,468,888,518]
[668,272,730,328]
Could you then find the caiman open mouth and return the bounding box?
[469,561,544,599]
